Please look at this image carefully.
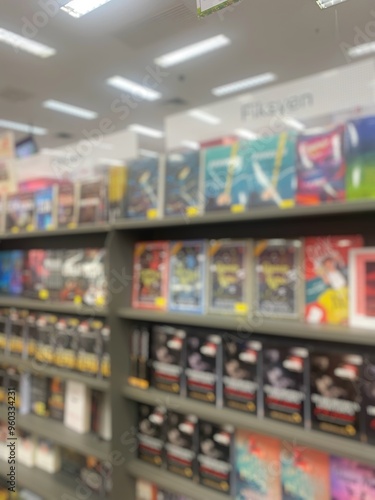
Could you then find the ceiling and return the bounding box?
[0,0,373,152]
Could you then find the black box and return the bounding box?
[151,325,186,396]
[76,319,102,376]
[35,314,58,366]
[31,374,50,418]
[310,349,363,440]
[128,325,151,389]
[100,324,111,379]
[263,343,309,427]
[186,330,222,405]
[42,250,64,301]
[25,312,38,359]
[363,354,375,445]
[8,309,27,358]
[223,337,262,414]
[137,404,166,467]
[54,317,79,369]
[48,378,65,421]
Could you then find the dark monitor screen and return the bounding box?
[16,136,38,158]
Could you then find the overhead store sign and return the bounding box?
[197,0,242,17]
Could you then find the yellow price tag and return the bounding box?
[280,199,295,209]
[39,289,49,300]
[235,302,249,314]
[231,204,245,214]
[95,296,106,307]
[46,224,55,231]
[147,208,158,219]
[26,224,35,232]
[11,226,19,233]
[68,222,77,229]
[155,296,166,308]
[128,377,149,390]
[74,295,83,305]
[186,206,199,217]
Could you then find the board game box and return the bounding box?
[169,240,206,314]
[263,344,308,427]
[0,250,24,295]
[35,186,57,231]
[57,182,77,228]
[235,429,281,500]
[208,239,251,315]
[77,178,107,225]
[5,192,36,233]
[310,349,363,440]
[349,247,375,328]
[137,404,166,467]
[254,239,302,319]
[223,338,262,414]
[296,126,346,205]
[164,150,201,217]
[305,235,363,325]
[204,143,251,212]
[242,132,297,209]
[281,443,330,500]
[363,354,375,445]
[344,115,375,201]
[132,241,169,310]
[125,157,161,219]
[330,456,375,500]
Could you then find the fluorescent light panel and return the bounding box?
[0,119,47,135]
[348,41,375,58]
[188,109,221,125]
[212,72,277,97]
[107,76,161,101]
[181,140,200,150]
[129,124,164,139]
[140,149,159,158]
[316,0,348,8]
[235,128,258,140]
[155,34,230,68]
[0,28,55,58]
[43,100,98,120]
[61,0,113,18]
[283,116,305,131]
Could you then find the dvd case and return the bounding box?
[169,240,206,314]
[77,178,107,225]
[35,186,57,231]
[254,239,302,319]
[132,241,169,310]
[208,239,252,315]
[6,192,36,233]
[57,182,77,229]
[125,157,161,219]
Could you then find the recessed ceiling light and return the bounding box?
[181,140,200,150]
[212,72,277,97]
[316,0,348,8]
[106,76,161,101]
[155,35,230,68]
[347,41,375,58]
[43,100,98,120]
[0,119,47,135]
[129,124,164,139]
[0,28,56,58]
[235,128,258,140]
[61,0,113,18]
[99,158,126,166]
[188,109,221,125]
[282,116,305,131]
[140,149,159,158]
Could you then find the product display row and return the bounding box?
[0,309,110,378]
[131,236,375,328]
[0,248,107,307]
[136,404,375,499]
[136,480,192,500]
[129,324,375,445]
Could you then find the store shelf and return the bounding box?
[0,296,108,316]
[124,386,375,467]
[0,224,110,240]
[126,460,232,500]
[0,459,103,500]
[0,354,109,390]
[113,199,375,231]
[118,307,375,346]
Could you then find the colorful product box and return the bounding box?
[125,157,161,219]
[35,186,57,230]
[76,320,102,376]
[6,192,36,233]
[137,404,166,467]
[77,178,107,225]
[57,182,77,228]
[330,456,375,500]
[363,354,375,445]
[108,165,127,222]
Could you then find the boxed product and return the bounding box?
[108,165,127,222]
[31,375,50,418]
[137,404,166,467]
[8,309,27,357]
[35,186,57,231]
[223,338,262,414]
[296,125,346,205]
[19,371,32,415]
[76,320,102,376]
[349,247,375,328]
[281,442,331,500]
[64,381,91,434]
[48,377,65,421]
[330,456,375,500]
[363,354,375,445]
[6,367,21,409]
[35,314,58,366]
[22,249,47,299]
[35,438,61,473]
[204,142,251,212]
[57,182,77,228]
[263,344,308,427]
[243,132,297,208]
[164,150,201,217]
[0,368,6,405]
[54,317,79,369]
[310,349,363,440]
[235,429,281,500]
[254,239,302,318]
[0,309,9,354]
[18,431,36,468]
[132,241,169,310]
[186,330,222,405]
[169,240,206,314]
[80,456,112,497]
[208,239,252,315]
[135,480,158,500]
[5,192,36,232]
[77,178,107,225]
[151,325,186,395]
[0,250,24,295]
[100,324,111,379]
[125,157,161,219]
[61,447,86,480]
[128,325,151,389]
[164,411,198,479]
[197,421,234,494]
[305,235,363,325]
[25,312,38,359]
[344,115,375,200]
[40,250,65,301]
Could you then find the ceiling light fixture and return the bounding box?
[188,109,221,125]
[235,128,258,140]
[61,0,113,18]
[140,149,159,158]
[155,34,230,68]
[282,116,306,131]
[347,41,375,58]
[181,140,200,150]
[106,76,161,101]
[212,72,277,97]
[43,100,98,120]
[316,0,348,9]
[0,119,47,135]
[0,28,56,58]
[129,124,164,139]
